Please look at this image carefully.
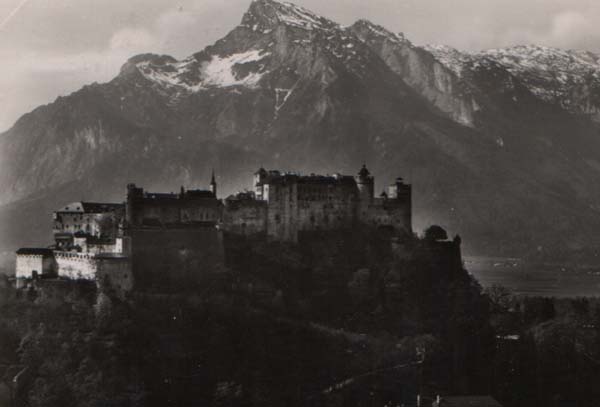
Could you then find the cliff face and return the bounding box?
[425,44,600,123]
[349,20,480,127]
[2,0,600,259]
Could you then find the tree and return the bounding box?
[484,284,513,313]
[424,225,448,242]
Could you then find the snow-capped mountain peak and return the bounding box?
[351,19,408,46]
[242,0,339,32]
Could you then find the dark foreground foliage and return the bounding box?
[0,229,599,406]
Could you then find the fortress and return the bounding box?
[15,165,412,292]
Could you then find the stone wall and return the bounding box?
[362,197,412,235]
[127,185,222,227]
[133,199,222,225]
[15,255,55,287]
[222,201,267,236]
[53,212,119,239]
[295,183,357,233]
[55,252,99,280]
[128,226,225,289]
[266,183,299,242]
[96,256,133,294]
[55,252,133,295]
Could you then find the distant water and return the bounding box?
[465,257,600,298]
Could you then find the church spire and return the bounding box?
[210,169,217,197]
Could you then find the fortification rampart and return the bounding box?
[128,226,225,289]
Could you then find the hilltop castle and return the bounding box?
[15,165,411,292]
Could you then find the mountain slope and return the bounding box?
[2,0,600,261]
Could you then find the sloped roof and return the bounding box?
[16,248,54,256]
[185,189,216,199]
[56,202,124,214]
[142,190,216,200]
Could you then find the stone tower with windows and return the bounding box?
[356,164,374,208]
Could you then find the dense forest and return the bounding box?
[0,227,599,406]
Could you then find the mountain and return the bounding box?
[349,20,481,127]
[425,44,600,122]
[2,0,600,262]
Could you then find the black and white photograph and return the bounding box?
[1,0,600,406]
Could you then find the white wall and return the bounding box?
[16,255,54,279]
[55,252,98,280]
[16,255,44,279]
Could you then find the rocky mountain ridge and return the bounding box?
[425,44,600,121]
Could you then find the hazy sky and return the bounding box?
[1,0,600,132]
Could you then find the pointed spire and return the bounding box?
[210,169,217,197]
[358,163,371,179]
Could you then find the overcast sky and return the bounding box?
[1,0,600,132]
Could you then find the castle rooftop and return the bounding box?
[258,171,356,186]
[56,202,123,214]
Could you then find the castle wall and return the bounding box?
[16,255,43,280]
[295,183,357,232]
[16,255,55,284]
[361,198,412,235]
[222,201,267,236]
[180,203,221,223]
[128,195,222,226]
[266,183,298,242]
[96,257,133,293]
[137,201,182,224]
[55,252,99,280]
[54,252,133,295]
[86,237,124,255]
[128,227,225,288]
[263,180,361,241]
[53,212,120,239]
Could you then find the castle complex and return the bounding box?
[15,165,411,292]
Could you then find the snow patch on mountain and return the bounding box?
[203,50,270,87]
[422,45,469,77]
[136,49,271,92]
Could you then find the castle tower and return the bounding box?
[388,177,412,235]
[210,170,217,197]
[254,167,268,200]
[126,183,144,227]
[356,164,374,205]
